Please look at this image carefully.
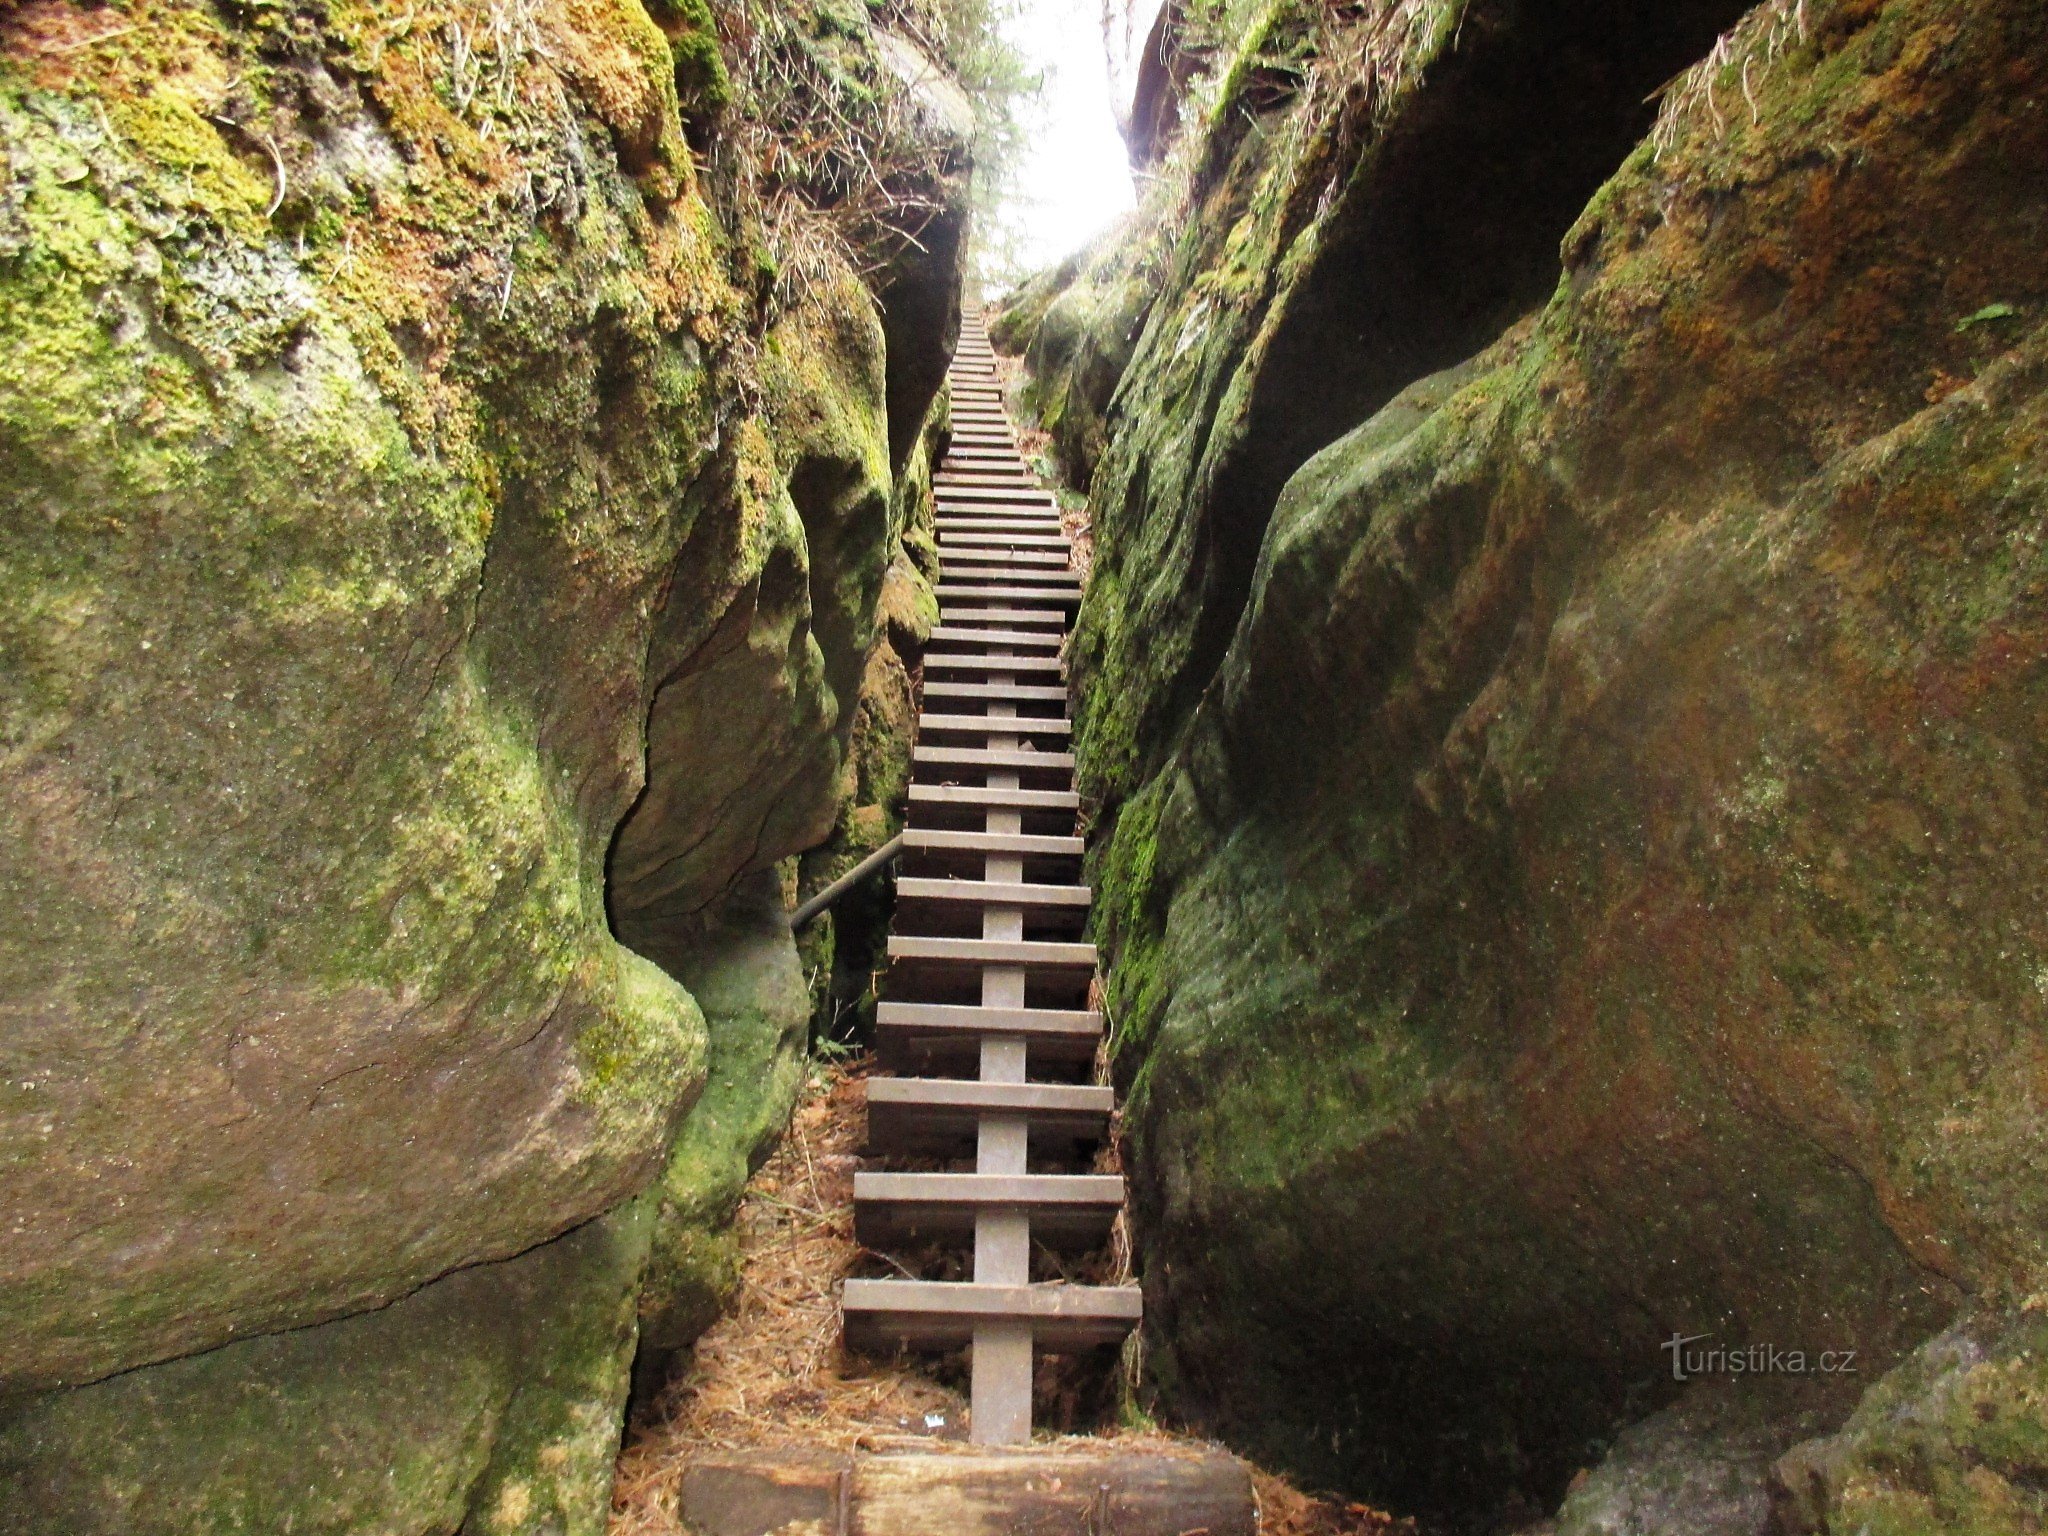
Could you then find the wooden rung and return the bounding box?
[941,555,1073,574]
[926,626,1064,649]
[939,532,1071,549]
[917,713,1072,737]
[853,1173,1124,1247]
[921,686,1068,709]
[888,935,1097,967]
[875,1001,1099,1035]
[903,828,1082,856]
[921,653,1064,674]
[938,491,1053,506]
[934,585,1080,605]
[937,608,1069,629]
[895,875,1091,907]
[842,1280,1140,1351]
[912,744,1075,774]
[906,785,1080,812]
[865,1080,1113,1155]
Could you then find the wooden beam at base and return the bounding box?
[674,1446,1256,1536]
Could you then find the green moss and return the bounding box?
[0,1207,655,1536]
[1776,1311,2048,1535]
[647,0,734,117]
[634,886,810,1352]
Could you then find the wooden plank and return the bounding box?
[903,828,1082,856]
[853,1449,1254,1536]
[868,1078,1111,1114]
[677,1449,845,1536]
[866,1080,1112,1156]
[937,492,1054,508]
[924,627,1064,649]
[920,682,1068,704]
[920,653,1064,674]
[935,607,1068,629]
[933,584,1080,605]
[906,784,1079,810]
[937,532,1071,549]
[842,1280,1139,1351]
[855,1171,1123,1205]
[854,1173,1122,1248]
[673,1447,1256,1536]
[895,876,1091,908]
[888,935,1096,966]
[940,549,1071,568]
[912,744,1075,772]
[916,713,1072,737]
[874,1001,1100,1037]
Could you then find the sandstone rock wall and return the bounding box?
[0,0,968,1524]
[998,0,2048,1526]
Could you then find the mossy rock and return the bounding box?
[1029,0,2048,1522]
[1772,1310,2048,1535]
[0,1202,656,1536]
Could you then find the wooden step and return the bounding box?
[888,935,1096,969]
[842,1279,1140,1351]
[938,489,1053,506]
[673,1446,1252,1536]
[939,532,1071,550]
[941,556,1073,578]
[942,544,1071,563]
[903,828,1082,857]
[925,626,1063,650]
[853,1172,1124,1247]
[935,584,1081,607]
[912,745,1075,779]
[921,686,1068,711]
[894,876,1091,914]
[874,1000,1101,1057]
[936,522,1064,538]
[865,1079,1113,1155]
[922,653,1064,675]
[942,562,1081,582]
[892,880,1092,940]
[907,784,1079,812]
[938,607,1069,630]
[917,713,1072,739]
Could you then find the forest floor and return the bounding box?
[607,1059,1411,1535]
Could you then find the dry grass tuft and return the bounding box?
[1649,0,1814,159]
[1255,1468,1420,1535]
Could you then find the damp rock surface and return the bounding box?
[0,0,967,1524]
[998,0,2048,1524]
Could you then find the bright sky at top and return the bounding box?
[994,0,1141,281]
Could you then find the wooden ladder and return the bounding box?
[840,311,1142,1444]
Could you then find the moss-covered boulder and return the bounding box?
[0,1200,654,1536]
[0,0,970,1501]
[1771,1308,2048,1534]
[990,215,1158,486]
[1011,0,2048,1523]
[0,0,734,1388]
[631,873,811,1354]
